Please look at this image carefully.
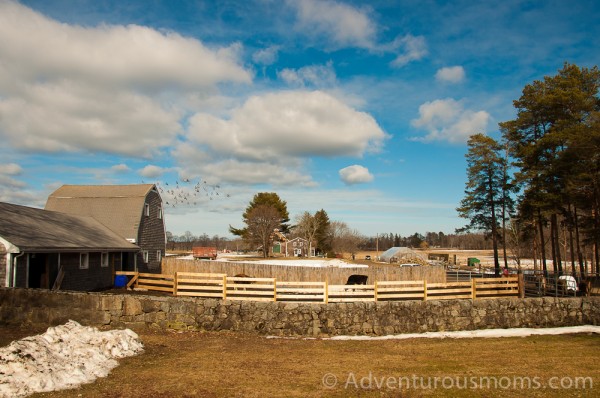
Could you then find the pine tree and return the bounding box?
[457,134,505,275]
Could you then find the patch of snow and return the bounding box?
[324,325,600,340]
[175,254,367,268]
[236,258,367,268]
[0,320,144,398]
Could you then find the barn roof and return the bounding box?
[45,184,157,242]
[0,202,139,253]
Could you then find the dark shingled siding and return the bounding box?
[137,190,166,273]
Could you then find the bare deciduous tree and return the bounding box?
[330,220,363,256]
[294,211,321,257]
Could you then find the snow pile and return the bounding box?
[0,320,144,397]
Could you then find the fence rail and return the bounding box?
[136,273,174,293]
[115,271,520,302]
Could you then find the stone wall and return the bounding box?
[1,288,598,337]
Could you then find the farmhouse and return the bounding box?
[0,202,139,291]
[273,237,315,257]
[45,184,166,273]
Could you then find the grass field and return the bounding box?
[2,327,598,397]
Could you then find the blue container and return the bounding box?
[114,274,128,288]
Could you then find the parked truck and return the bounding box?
[192,246,218,260]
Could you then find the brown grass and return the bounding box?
[0,327,595,398]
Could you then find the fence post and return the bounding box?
[518,273,525,298]
[173,272,178,296]
[222,275,227,300]
[471,278,477,300]
[273,278,277,302]
[324,281,329,304]
[423,280,427,301]
[374,281,378,302]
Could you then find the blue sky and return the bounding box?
[1,0,599,238]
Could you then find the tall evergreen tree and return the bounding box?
[457,134,506,275]
[500,63,600,275]
[314,209,331,255]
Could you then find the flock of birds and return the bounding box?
[145,178,229,208]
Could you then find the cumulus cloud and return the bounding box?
[111,164,131,174]
[0,162,27,201]
[176,90,386,186]
[435,66,465,83]
[171,143,317,187]
[0,1,251,158]
[411,98,490,143]
[186,90,387,160]
[139,165,166,179]
[252,45,280,65]
[389,34,428,67]
[278,62,337,88]
[290,0,376,49]
[0,163,22,176]
[339,165,374,185]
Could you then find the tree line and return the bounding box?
[166,191,503,258]
[458,62,600,277]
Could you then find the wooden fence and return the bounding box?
[115,272,520,303]
[161,257,447,285]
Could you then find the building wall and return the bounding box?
[60,252,112,291]
[0,244,6,287]
[1,288,598,337]
[13,252,127,291]
[137,189,166,273]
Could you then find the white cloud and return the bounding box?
[435,66,465,83]
[111,164,131,174]
[390,34,428,67]
[0,2,251,89]
[187,90,387,160]
[0,162,27,200]
[411,98,490,143]
[339,165,374,185]
[139,165,166,179]
[252,45,280,65]
[0,163,22,176]
[0,1,252,158]
[278,62,337,88]
[175,90,387,186]
[290,0,376,49]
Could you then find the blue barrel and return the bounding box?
[114,274,128,288]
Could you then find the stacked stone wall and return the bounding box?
[1,288,598,337]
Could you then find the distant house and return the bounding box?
[0,202,139,291]
[273,237,314,257]
[45,184,166,273]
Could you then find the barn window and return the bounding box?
[79,253,89,269]
[144,203,150,217]
[157,206,163,219]
[142,251,149,263]
[156,250,162,262]
[101,252,109,267]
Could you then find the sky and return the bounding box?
[1,0,599,238]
